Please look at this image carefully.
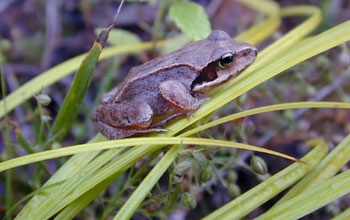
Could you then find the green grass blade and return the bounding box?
[15,134,105,219]
[234,0,280,45]
[50,41,103,140]
[114,145,181,220]
[255,170,350,220]
[250,5,322,71]
[182,102,350,137]
[26,148,123,220]
[203,142,328,220]
[332,209,350,220]
[0,137,299,172]
[271,134,350,207]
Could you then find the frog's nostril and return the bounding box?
[240,48,256,57]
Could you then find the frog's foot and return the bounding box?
[91,101,153,129]
[151,113,190,128]
[94,121,167,139]
[159,80,209,113]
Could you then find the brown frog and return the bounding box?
[91,30,257,139]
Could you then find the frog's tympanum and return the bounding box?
[91,30,257,139]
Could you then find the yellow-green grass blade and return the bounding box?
[181,102,350,137]
[0,137,299,173]
[270,134,350,208]
[203,141,328,220]
[14,134,105,219]
[249,5,322,72]
[23,148,124,220]
[255,170,350,220]
[113,144,181,220]
[234,0,280,45]
[332,209,350,220]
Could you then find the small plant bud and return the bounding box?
[192,151,207,163]
[41,115,52,122]
[326,203,341,216]
[200,164,213,182]
[36,94,51,106]
[175,161,192,176]
[181,192,196,209]
[227,171,238,183]
[237,93,247,105]
[251,156,268,175]
[228,183,241,197]
[145,199,160,213]
[339,49,350,68]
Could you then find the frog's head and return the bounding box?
[191,30,257,93]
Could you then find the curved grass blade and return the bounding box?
[234,0,280,45]
[181,102,350,137]
[255,170,350,220]
[203,142,328,220]
[0,137,299,173]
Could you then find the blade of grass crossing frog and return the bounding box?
[203,142,328,220]
[51,0,125,141]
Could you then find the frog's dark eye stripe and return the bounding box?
[218,52,235,68]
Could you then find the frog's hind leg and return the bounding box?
[101,86,119,104]
[151,113,189,128]
[91,101,154,129]
[94,121,166,139]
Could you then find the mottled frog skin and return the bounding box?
[91,30,257,139]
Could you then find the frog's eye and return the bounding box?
[218,52,235,68]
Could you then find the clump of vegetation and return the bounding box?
[0,0,349,219]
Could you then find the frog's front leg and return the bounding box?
[159,80,209,112]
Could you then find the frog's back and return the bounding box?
[115,30,239,102]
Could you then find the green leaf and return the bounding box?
[95,28,141,46]
[169,1,211,41]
